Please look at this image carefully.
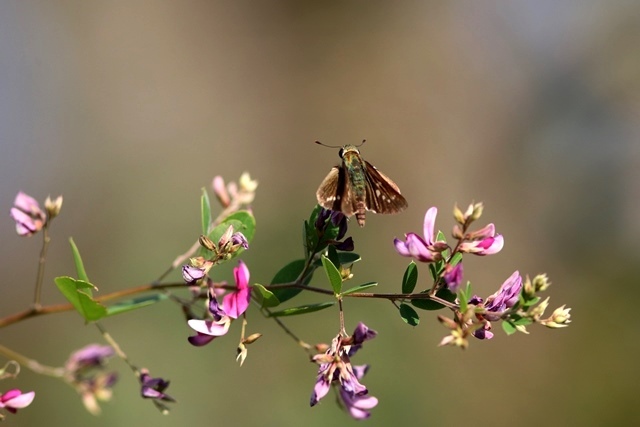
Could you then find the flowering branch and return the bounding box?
[1,175,571,422]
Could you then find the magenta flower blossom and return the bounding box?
[443,263,464,293]
[0,389,35,414]
[394,207,447,262]
[458,223,504,256]
[468,271,523,340]
[310,323,378,419]
[10,192,46,236]
[223,260,251,319]
[187,261,251,346]
[483,271,523,321]
[339,365,378,420]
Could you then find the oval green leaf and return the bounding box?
[399,303,420,326]
[402,261,418,294]
[268,302,335,317]
[253,283,281,308]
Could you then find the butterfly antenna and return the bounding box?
[315,140,343,149]
[355,139,366,147]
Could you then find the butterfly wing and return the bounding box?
[316,165,357,216]
[363,161,408,214]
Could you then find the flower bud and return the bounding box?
[453,204,465,225]
[44,195,63,219]
[452,224,464,239]
[470,202,484,221]
[529,297,549,319]
[551,305,571,324]
[199,235,216,251]
[243,333,262,345]
[212,176,231,207]
[541,305,571,328]
[533,274,551,292]
[437,315,458,330]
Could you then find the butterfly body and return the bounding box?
[316,144,408,227]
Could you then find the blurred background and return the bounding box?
[1,1,639,426]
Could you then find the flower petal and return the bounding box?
[187,319,230,336]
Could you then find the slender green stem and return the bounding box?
[32,227,51,309]
[95,322,137,374]
[0,344,64,378]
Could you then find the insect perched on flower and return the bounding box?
[315,140,408,227]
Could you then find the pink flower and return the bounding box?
[0,389,35,414]
[222,260,251,319]
[10,192,46,236]
[394,207,448,262]
[187,261,251,346]
[459,223,504,255]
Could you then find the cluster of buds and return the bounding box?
[452,202,504,256]
[212,172,258,208]
[200,225,249,260]
[63,344,118,415]
[182,225,249,286]
[9,192,63,237]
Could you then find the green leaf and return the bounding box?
[321,255,343,295]
[399,303,420,326]
[327,245,340,272]
[201,188,212,235]
[402,261,418,294]
[342,282,378,296]
[513,317,533,326]
[69,238,89,283]
[337,252,361,265]
[449,252,463,267]
[270,259,314,303]
[411,288,457,311]
[253,283,281,308]
[105,294,168,317]
[502,321,517,335]
[200,210,256,258]
[458,281,472,313]
[54,276,107,321]
[435,230,447,243]
[268,302,335,317]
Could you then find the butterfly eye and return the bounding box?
[338,148,344,158]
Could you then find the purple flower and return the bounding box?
[10,192,46,237]
[140,369,175,412]
[182,265,206,284]
[187,294,231,346]
[472,322,494,340]
[0,389,35,414]
[310,323,378,419]
[339,365,378,420]
[483,271,523,321]
[394,207,448,262]
[315,208,353,251]
[65,344,114,372]
[64,344,117,415]
[347,322,377,356]
[459,223,504,256]
[443,264,464,293]
[187,261,250,346]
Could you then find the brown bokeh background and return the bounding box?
[1,2,639,426]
